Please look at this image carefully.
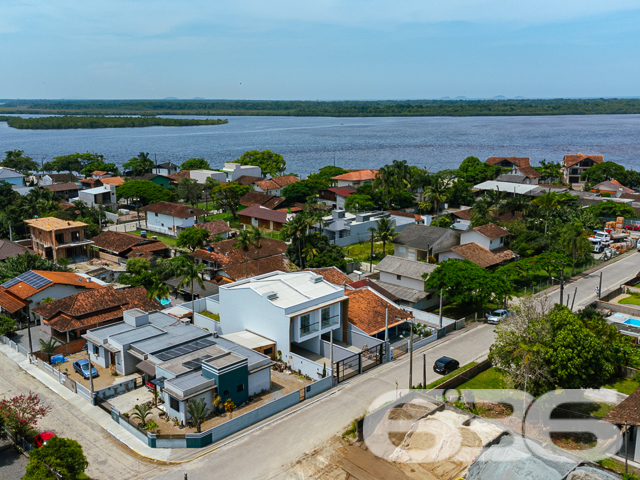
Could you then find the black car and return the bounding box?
[433,356,460,375]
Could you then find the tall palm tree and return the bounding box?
[374,217,398,258]
[367,226,378,271]
[186,397,210,433]
[169,256,206,316]
[373,165,396,209]
[39,337,60,363]
[250,226,265,274]
[281,214,307,268]
[391,160,411,189]
[147,279,170,303]
[235,229,254,278]
[425,174,448,216]
[560,221,591,276]
[532,192,561,235]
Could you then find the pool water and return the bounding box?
[157,297,171,306]
[623,318,640,327]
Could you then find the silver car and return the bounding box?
[486,309,508,324]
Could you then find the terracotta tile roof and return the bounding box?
[276,206,303,213]
[451,243,513,268]
[168,170,191,181]
[91,231,147,254]
[563,153,604,168]
[79,178,102,188]
[473,223,510,239]
[24,217,88,232]
[328,187,357,198]
[194,220,233,236]
[452,209,474,221]
[0,288,28,313]
[2,270,103,301]
[605,388,640,425]
[331,169,378,182]
[486,157,530,167]
[125,242,170,258]
[620,192,640,201]
[591,179,635,194]
[348,278,400,302]
[92,170,108,176]
[191,238,288,267]
[43,182,80,193]
[346,287,412,336]
[140,202,207,218]
[34,286,161,332]
[304,267,351,286]
[235,175,265,186]
[239,191,286,209]
[223,255,291,281]
[255,175,299,191]
[238,204,289,224]
[99,176,126,187]
[493,211,523,223]
[517,166,542,178]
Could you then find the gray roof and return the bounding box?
[0,240,30,261]
[165,277,219,297]
[374,281,429,304]
[393,224,461,254]
[204,351,247,370]
[376,256,437,280]
[110,325,164,345]
[0,168,24,179]
[132,323,210,355]
[163,371,217,400]
[211,336,271,372]
[495,174,527,184]
[159,344,230,376]
[83,322,134,343]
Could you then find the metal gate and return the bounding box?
[335,353,360,383]
[361,344,383,372]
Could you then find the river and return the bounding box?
[1,114,640,173]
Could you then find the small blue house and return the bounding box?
[0,168,25,186]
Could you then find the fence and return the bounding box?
[335,352,361,383]
[76,383,93,402]
[105,221,146,233]
[94,378,138,401]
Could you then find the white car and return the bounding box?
[486,309,508,324]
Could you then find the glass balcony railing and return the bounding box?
[321,314,340,329]
[300,321,319,336]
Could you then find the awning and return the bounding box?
[136,360,156,377]
[150,377,165,388]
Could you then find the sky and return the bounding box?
[1,1,640,100]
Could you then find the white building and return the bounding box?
[78,184,116,208]
[374,256,439,310]
[460,223,509,251]
[140,202,208,237]
[222,163,261,182]
[189,169,227,184]
[152,162,180,176]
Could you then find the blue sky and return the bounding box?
[1,1,640,100]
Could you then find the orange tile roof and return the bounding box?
[168,170,191,181]
[0,288,28,313]
[451,243,512,268]
[305,267,351,286]
[191,238,288,267]
[92,170,108,176]
[473,223,510,239]
[4,270,103,300]
[517,166,542,178]
[24,217,88,232]
[99,176,125,187]
[331,169,378,182]
[563,153,604,168]
[486,157,530,168]
[223,255,291,281]
[452,209,474,221]
[140,201,207,218]
[346,287,412,336]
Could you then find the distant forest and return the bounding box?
[1,98,640,117]
[0,115,228,129]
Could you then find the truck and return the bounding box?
[589,230,630,253]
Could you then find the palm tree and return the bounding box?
[303,243,319,265]
[425,174,448,217]
[169,256,206,315]
[250,226,265,274]
[391,160,411,189]
[374,217,398,259]
[235,229,254,278]
[203,177,220,211]
[373,165,396,209]
[39,337,60,363]
[186,397,210,433]
[280,214,307,268]
[367,226,378,271]
[147,279,170,303]
[560,221,591,276]
[532,192,561,235]
[131,404,152,428]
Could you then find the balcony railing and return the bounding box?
[321,314,340,329]
[300,321,319,336]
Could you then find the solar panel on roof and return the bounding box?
[154,337,217,362]
[1,271,52,290]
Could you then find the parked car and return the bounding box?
[486,309,509,324]
[73,359,98,379]
[34,431,55,448]
[433,356,460,375]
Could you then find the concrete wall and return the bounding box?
[286,351,326,378]
[193,314,221,334]
[320,340,353,362]
[146,212,195,236]
[248,366,271,395]
[95,378,138,401]
[348,330,384,349]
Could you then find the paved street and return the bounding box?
[150,323,496,480]
[542,250,640,310]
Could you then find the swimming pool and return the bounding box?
[623,318,640,327]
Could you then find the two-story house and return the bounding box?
[140,202,207,237]
[78,184,117,208]
[25,217,94,262]
[485,157,530,169]
[317,187,356,210]
[317,210,414,247]
[393,224,461,262]
[562,153,604,186]
[43,182,80,201]
[152,162,180,176]
[238,205,295,231]
[374,256,438,309]
[442,223,514,268]
[217,271,348,376]
[331,169,378,188]
[222,163,262,182]
[254,176,299,196]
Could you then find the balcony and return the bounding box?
[300,320,319,337]
[321,314,340,330]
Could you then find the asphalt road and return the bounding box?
[151,323,496,480]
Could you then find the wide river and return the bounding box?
[2,114,640,174]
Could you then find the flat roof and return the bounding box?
[24,217,88,231]
[204,350,247,370]
[158,344,230,376]
[84,322,134,343]
[220,331,275,350]
[473,181,538,195]
[110,325,165,345]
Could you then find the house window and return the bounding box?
[264,347,273,355]
[237,384,244,393]
[396,275,402,281]
[321,307,331,328]
[223,389,229,396]
[300,313,316,335]
[397,246,406,254]
[93,345,99,356]
[155,212,158,217]
[169,396,179,411]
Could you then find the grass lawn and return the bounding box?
[419,361,478,390]
[343,241,394,263]
[456,367,508,389]
[129,230,178,248]
[603,376,640,395]
[599,458,640,478]
[619,295,640,306]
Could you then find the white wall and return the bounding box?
[146,212,195,236]
[379,271,425,291]
[190,170,226,184]
[248,366,271,396]
[438,251,465,262]
[460,231,491,250]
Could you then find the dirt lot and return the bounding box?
[62,351,142,390]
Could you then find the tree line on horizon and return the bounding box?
[0,115,228,130]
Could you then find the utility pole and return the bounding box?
[422,353,426,388]
[408,322,413,389]
[438,289,443,329]
[329,329,334,386]
[384,309,390,363]
[598,271,603,300]
[625,420,629,475]
[87,348,95,401]
[426,244,430,264]
[559,263,565,306]
[571,287,577,310]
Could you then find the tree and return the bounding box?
[586,200,635,218]
[176,177,203,207]
[224,398,236,417]
[44,154,83,173]
[530,252,571,282]
[0,253,70,284]
[169,255,206,314]
[2,150,38,173]
[281,214,308,268]
[231,150,286,176]
[0,315,17,336]
[281,179,328,204]
[39,337,60,363]
[532,191,561,235]
[374,217,398,258]
[123,152,154,176]
[203,176,220,210]
[559,221,591,276]
[177,227,211,252]
[0,392,51,443]
[181,158,210,171]
[534,160,562,182]
[186,397,210,433]
[234,228,259,278]
[211,183,251,219]
[24,437,88,480]
[126,257,151,276]
[430,217,451,228]
[425,174,449,215]
[446,180,474,208]
[581,161,627,189]
[424,259,512,311]
[307,165,348,184]
[344,194,374,212]
[130,404,152,428]
[116,180,171,206]
[456,156,501,184]
[286,233,346,271]
[373,165,395,209]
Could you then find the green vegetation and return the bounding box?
[200,310,220,321]
[181,158,210,170]
[1,149,38,172]
[599,458,640,479]
[129,230,178,248]
[0,115,227,129]
[620,295,640,306]
[456,367,508,390]
[603,375,640,395]
[416,362,478,390]
[5,98,640,117]
[116,180,172,206]
[24,437,89,480]
[230,150,286,176]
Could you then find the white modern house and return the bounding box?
[217,271,348,377]
[189,170,227,185]
[222,163,261,182]
[140,202,208,237]
[78,184,116,208]
[316,210,414,247]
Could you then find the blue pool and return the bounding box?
[623,318,640,327]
